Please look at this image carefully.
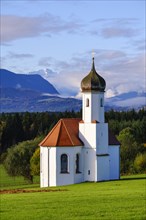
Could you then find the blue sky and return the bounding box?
[1,0,145,101]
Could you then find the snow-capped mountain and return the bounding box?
[29,68,57,81]
[0,68,145,112]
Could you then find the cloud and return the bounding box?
[105,89,117,98]
[92,18,138,25]
[90,18,140,38]
[1,14,84,43]
[8,52,34,59]
[29,68,58,80]
[101,27,138,38]
[129,39,145,51]
[43,49,145,97]
[102,54,145,97]
[38,57,53,67]
[1,52,34,69]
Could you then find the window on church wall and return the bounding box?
[75,154,80,173]
[86,98,89,107]
[61,154,68,173]
[100,98,103,107]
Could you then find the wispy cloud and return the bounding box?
[92,18,138,25]
[90,18,140,38]
[1,14,84,43]
[8,52,34,59]
[101,27,138,38]
[39,49,145,97]
[38,57,53,67]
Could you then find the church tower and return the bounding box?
[81,57,106,123]
[79,57,110,182]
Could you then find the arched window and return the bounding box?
[86,98,89,107]
[100,98,103,107]
[61,154,68,173]
[76,154,80,173]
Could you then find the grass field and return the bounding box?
[0,165,146,220]
[0,165,39,189]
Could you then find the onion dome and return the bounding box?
[81,58,106,92]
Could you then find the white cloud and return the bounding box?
[105,89,117,98]
[36,49,145,98]
[1,14,84,43]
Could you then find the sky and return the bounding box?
[1,0,145,101]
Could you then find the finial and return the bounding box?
[91,50,95,70]
[92,50,95,59]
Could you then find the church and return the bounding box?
[39,58,120,187]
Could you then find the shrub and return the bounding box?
[30,148,40,176]
[4,137,41,183]
[134,153,146,173]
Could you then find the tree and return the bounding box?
[134,153,146,173]
[4,137,42,183]
[30,148,40,176]
[117,127,139,174]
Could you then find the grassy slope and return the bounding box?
[0,165,146,220]
[0,165,39,189]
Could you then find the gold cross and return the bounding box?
[92,50,95,59]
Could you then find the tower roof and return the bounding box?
[81,58,106,92]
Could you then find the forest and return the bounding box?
[0,108,146,181]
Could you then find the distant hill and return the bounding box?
[0,88,81,112]
[0,69,145,112]
[0,69,59,94]
[0,69,82,112]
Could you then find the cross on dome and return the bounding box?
[81,57,106,92]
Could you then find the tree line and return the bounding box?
[0,110,81,154]
[0,108,146,181]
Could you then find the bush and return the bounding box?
[4,137,42,182]
[30,148,40,176]
[134,153,146,173]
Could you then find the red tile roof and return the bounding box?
[39,118,120,147]
[39,118,83,147]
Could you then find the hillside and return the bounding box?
[0,69,59,94]
[0,87,81,112]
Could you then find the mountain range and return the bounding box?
[0,69,145,112]
[0,69,81,112]
[0,69,59,94]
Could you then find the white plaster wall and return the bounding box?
[82,92,104,123]
[109,146,120,180]
[82,93,92,123]
[92,92,104,123]
[56,147,83,186]
[83,148,96,182]
[97,156,110,181]
[79,122,109,182]
[79,123,96,149]
[96,123,108,154]
[40,146,49,187]
[49,147,57,186]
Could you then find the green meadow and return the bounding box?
[0,165,145,220]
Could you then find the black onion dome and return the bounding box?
[81,58,106,92]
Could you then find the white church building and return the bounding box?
[39,58,120,187]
